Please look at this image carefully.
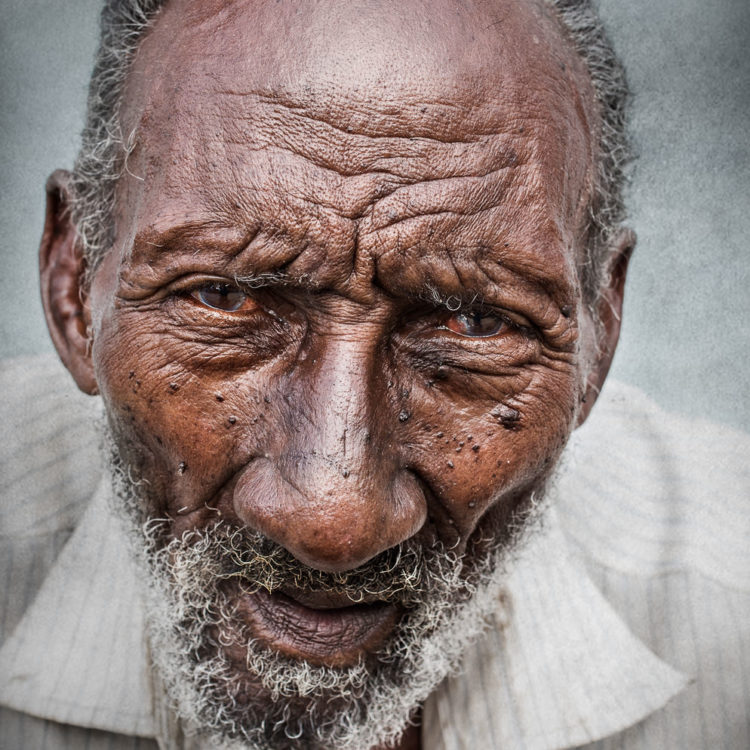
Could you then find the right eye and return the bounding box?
[441,308,508,338]
[189,282,256,313]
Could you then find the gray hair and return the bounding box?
[70,0,631,300]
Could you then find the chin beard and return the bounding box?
[103,424,549,750]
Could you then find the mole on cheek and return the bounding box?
[491,404,521,430]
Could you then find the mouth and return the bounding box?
[229,586,401,668]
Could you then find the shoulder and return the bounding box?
[0,353,103,642]
[557,379,750,590]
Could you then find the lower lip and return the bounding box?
[230,588,400,667]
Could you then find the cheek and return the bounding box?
[92,312,273,517]
[403,365,578,535]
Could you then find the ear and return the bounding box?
[39,170,98,395]
[576,229,635,426]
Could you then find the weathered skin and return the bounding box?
[39,1,630,747]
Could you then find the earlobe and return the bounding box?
[576,228,635,426]
[39,170,99,395]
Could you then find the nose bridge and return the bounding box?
[282,329,397,536]
[232,324,427,573]
[300,330,381,470]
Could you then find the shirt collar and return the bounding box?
[0,479,155,737]
[0,480,687,749]
[422,509,688,749]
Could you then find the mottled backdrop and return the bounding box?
[1,0,748,431]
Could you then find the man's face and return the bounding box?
[69,0,602,745]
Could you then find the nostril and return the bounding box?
[390,469,429,538]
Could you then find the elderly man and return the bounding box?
[0,0,748,748]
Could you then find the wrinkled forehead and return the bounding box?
[117,0,597,298]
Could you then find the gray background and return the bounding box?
[1,0,748,431]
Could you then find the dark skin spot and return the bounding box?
[491,404,522,430]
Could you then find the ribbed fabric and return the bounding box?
[1,355,748,749]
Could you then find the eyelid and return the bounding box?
[166,275,247,295]
[443,303,534,332]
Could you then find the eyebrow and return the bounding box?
[129,220,576,320]
[233,270,291,289]
[419,284,485,311]
[129,222,257,268]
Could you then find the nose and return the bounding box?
[232,330,427,573]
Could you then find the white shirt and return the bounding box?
[1,354,748,749]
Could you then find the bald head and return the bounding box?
[127,0,592,116]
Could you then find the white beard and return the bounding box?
[104,426,547,750]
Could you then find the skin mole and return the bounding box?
[491,404,522,429]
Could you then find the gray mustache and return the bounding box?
[159,522,461,606]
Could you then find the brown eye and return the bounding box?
[190,282,252,312]
[443,310,506,337]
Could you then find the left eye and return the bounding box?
[442,310,506,337]
[190,282,252,312]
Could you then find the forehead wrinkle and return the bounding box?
[126,94,537,263]
[185,91,525,185]
[125,81,525,226]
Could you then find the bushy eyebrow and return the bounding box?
[420,284,486,312]
[233,271,290,289]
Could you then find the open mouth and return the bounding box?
[231,586,402,667]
